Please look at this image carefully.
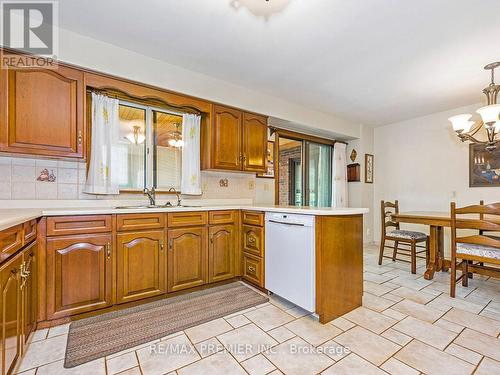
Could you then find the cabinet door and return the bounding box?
[242,225,264,257]
[212,105,242,170]
[46,234,113,320]
[167,227,208,292]
[0,253,22,375]
[116,230,166,304]
[0,65,85,158]
[22,242,37,345]
[209,225,235,283]
[242,252,264,288]
[242,112,267,172]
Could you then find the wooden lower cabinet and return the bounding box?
[116,231,166,304]
[46,234,113,320]
[0,253,22,375]
[21,242,37,345]
[242,252,264,287]
[209,225,235,283]
[167,227,208,292]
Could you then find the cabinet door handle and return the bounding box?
[106,243,111,259]
[248,266,256,272]
[247,235,256,244]
[210,235,213,244]
[77,130,83,145]
[160,240,164,251]
[168,239,173,250]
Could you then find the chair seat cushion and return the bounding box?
[457,243,500,260]
[387,230,427,241]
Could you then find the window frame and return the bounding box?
[118,99,184,193]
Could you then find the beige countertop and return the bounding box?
[0,205,369,231]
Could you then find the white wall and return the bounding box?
[57,28,359,139]
[373,103,500,247]
[348,125,374,243]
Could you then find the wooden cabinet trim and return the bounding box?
[242,211,264,226]
[242,225,264,257]
[23,219,37,244]
[208,210,237,225]
[47,215,112,236]
[0,224,24,262]
[242,252,264,288]
[117,213,165,231]
[167,212,207,228]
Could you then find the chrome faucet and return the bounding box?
[144,187,156,206]
[168,187,182,207]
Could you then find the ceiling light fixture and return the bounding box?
[126,125,145,145]
[448,62,500,151]
[230,0,290,19]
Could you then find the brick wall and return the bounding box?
[278,146,301,205]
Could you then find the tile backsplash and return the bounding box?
[0,156,258,201]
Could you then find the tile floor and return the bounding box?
[15,244,500,375]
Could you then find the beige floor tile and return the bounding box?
[137,333,200,375]
[380,358,419,375]
[217,323,278,362]
[475,357,500,375]
[106,352,138,374]
[428,295,485,314]
[29,328,48,343]
[226,314,252,328]
[391,286,437,304]
[184,318,233,343]
[444,343,482,365]
[317,340,351,362]
[395,340,474,375]
[392,316,457,350]
[454,328,500,361]
[363,281,398,296]
[36,358,105,375]
[269,295,297,311]
[382,308,407,321]
[384,293,405,303]
[245,304,295,331]
[193,337,224,358]
[107,339,160,359]
[285,315,342,346]
[362,293,396,312]
[114,368,142,375]
[330,317,356,332]
[364,272,396,284]
[433,317,465,333]
[391,299,444,323]
[47,323,70,338]
[267,326,296,343]
[264,336,334,375]
[442,307,500,336]
[17,335,67,372]
[389,275,433,290]
[224,306,257,319]
[177,351,246,375]
[14,369,36,375]
[241,354,276,375]
[343,306,397,334]
[285,306,310,318]
[334,326,400,366]
[381,328,412,346]
[322,353,387,375]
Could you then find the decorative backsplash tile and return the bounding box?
[36,169,56,182]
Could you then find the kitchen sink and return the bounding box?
[114,204,199,209]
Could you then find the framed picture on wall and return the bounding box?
[365,154,374,183]
[257,140,275,178]
[469,144,500,187]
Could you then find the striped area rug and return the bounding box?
[64,282,268,368]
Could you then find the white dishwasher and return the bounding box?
[265,212,316,312]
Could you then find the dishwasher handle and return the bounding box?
[268,219,305,227]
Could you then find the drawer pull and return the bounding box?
[77,130,83,145]
[248,266,256,272]
[169,239,173,250]
[247,236,256,244]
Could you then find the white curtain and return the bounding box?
[84,93,120,194]
[332,143,348,207]
[181,114,202,195]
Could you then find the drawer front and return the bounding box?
[242,225,264,257]
[168,211,207,228]
[47,215,112,236]
[242,253,264,287]
[242,211,264,226]
[0,224,23,262]
[209,210,237,225]
[23,219,37,243]
[117,213,165,231]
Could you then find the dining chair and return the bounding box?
[378,200,429,274]
[450,201,500,297]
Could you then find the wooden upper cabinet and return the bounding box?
[211,105,242,170]
[209,225,235,283]
[242,113,267,172]
[0,64,85,158]
[167,227,208,293]
[116,230,166,304]
[202,104,268,172]
[46,234,113,319]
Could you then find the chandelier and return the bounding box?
[448,62,500,151]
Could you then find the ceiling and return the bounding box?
[59,0,500,126]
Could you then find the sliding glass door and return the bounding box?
[277,135,333,207]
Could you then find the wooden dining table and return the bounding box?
[392,211,452,280]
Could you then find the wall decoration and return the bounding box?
[350,149,357,163]
[347,163,360,182]
[257,140,275,178]
[36,168,56,182]
[469,144,500,187]
[365,154,374,183]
